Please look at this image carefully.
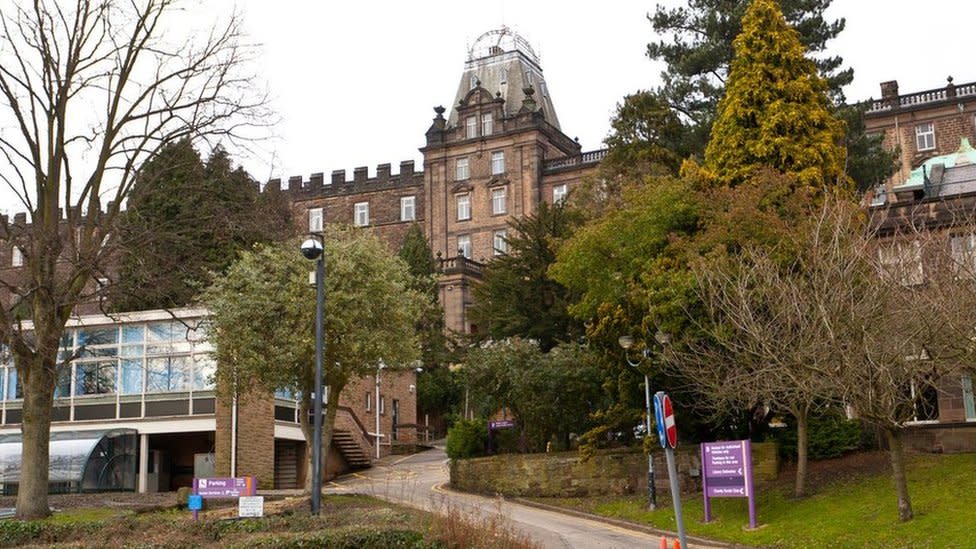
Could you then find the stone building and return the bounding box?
[867,78,976,451]
[280,27,604,334]
[0,27,603,493]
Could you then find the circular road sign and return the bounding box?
[653,392,677,449]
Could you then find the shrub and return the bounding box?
[773,413,863,460]
[445,418,487,459]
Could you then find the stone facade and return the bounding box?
[449,443,778,498]
[865,78,976,193]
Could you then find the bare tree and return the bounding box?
[0,0,266,519]
[678,240,840,498]
[676,198,976,521]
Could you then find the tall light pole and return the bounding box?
[300,236,325,516]
[375,361,386,459]
[618,333,663,511]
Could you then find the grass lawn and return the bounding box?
[0,493,538,548]
[535,452,976,548]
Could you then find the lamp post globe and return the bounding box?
[301,238,323,260]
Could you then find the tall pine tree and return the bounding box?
[704,0,846,191]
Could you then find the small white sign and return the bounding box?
[238,496,264,518]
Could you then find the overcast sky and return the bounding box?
[2,0,974,212]
[232,0,974,185]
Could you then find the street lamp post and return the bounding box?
[619,334,657,511]
[375,361,386,459]
[300,237,325,516]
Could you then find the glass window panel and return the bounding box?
[7,368,19,400]
[120,345,143,357]
[74,360,117,396]
[146,356,189,393]
[122,325,144,344]
[0,367,5,401]
[80,346,118,359]
[121,359,144,394]
[193,355,216,390]
[147,322,185,342]
[54,364,71,399]
[77,327,118,346]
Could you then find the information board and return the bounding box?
[701,440,757,529]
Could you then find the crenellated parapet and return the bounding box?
[266,160,424,200]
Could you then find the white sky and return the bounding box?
[1,0,974,210]
[233,0,975,184]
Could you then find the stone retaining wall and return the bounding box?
[450,443,778,498]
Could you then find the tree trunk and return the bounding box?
[884,427,914,522]
[16,354,55,520]
[794,409,808,498]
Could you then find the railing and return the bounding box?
[437,255,484,277]
[867,81,976,114]
[335,406,375,457]
[543,148,608,171]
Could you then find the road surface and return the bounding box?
[326,445,721,549]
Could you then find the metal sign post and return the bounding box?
[654,392,687,549]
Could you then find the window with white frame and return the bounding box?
[878,240,924,286]
[950,233,976,277]
[365,393,371,412]
[379,395,386,415]
[491,187,507,215]
[457,235,472,259]
[400,196,416,222]
[456,193,471,221]
[308,208,323,233]
[354,202,369,227]
[553,184,568,204]
[482,112,493,136]
[915,122,936,151]
[456,157,469,181]
[465,116,477,139]
[491,151,505,175]
[11,247,23,267]
[493,230,507,255]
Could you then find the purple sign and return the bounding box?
[193,476,256,498]
[190,476,257,520]
[701,440,757,529]
[489,419,515,430]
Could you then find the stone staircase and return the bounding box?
[332,429,371,468]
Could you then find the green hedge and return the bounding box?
[445,418,487,459]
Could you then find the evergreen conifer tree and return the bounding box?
[704,0,846,191]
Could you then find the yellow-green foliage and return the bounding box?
[705,0,846,191]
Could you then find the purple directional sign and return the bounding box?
[194,476,255,498]
[702,441,748,496]
[701,440,757,529]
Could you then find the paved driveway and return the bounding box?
[326,445,723,549]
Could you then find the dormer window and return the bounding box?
[465,116,477,139]
[482,112,493,136]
